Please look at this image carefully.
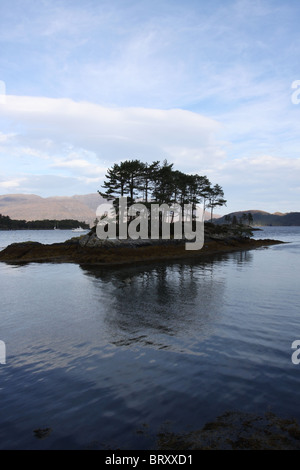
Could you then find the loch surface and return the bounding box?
[0,226,299,449]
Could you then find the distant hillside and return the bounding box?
[0,214,89,230]
[214,210,300,226]
[0,193,105,225]
[0,193,220,224]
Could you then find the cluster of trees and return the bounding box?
[224,213,254,226]
[0,215,89,230]
[98,159,226,221]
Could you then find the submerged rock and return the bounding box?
[157,411,300,450]
[33,427,52,440]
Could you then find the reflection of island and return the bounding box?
[80,251,254,355]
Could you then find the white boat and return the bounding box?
[72,227,87,232]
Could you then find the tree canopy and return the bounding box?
[99,159,226,221]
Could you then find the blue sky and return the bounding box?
[0,0,300,214]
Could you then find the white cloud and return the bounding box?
[205,154,300,214]
[0,177,25,189]
[0,132,15,143]
[0,94,227,196]
[1,95,225,169]
[51,156,107,177]
[53,158,94,169]
[1,94,300,212]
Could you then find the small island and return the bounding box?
[0,222,284,266]
[0,160,286,265]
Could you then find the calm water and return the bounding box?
[0,226,299,449]
[0,229,88,251]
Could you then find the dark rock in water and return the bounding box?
[33,427,52,439]
[157,411,300,450]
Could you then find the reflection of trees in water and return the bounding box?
[80,251,254,354]
[235,250,253,266]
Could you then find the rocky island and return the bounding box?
[0,223,284,266]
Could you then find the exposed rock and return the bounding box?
[0,234,285,266]
[78,232,186,249]
[33,427,53,440]
[157,411,300,450]
[0,223,285,265]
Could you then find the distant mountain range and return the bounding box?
[0,193,216,225]
[0,193,105,226]
[1,195,298,227]
[215,210,300,226]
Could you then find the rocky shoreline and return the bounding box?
[0,224,285,266]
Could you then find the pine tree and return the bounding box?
[118,159,145,205]
[140,161,160,204]
[98,163,126,201]
[207,184,227,222]
[152,160,175,205]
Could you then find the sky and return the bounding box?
[0,0,300,214]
